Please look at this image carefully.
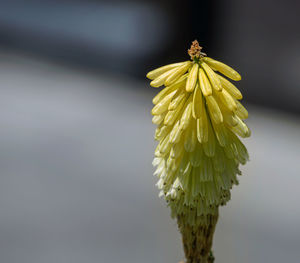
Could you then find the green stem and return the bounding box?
[177,210,218,263]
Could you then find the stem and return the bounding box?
[177,210,219,263]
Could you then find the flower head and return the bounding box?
[147,40,250,228]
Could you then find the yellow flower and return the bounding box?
[147,40,250,227]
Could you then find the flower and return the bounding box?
[147,40,250,262]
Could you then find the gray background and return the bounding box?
[0,53,299,263]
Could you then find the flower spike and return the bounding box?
[146,40,250,263]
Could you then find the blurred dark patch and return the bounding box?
[0,0,213,77]
[0,0,299,113]
[211,0,300,113]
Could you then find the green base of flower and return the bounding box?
[180,253,214,263]
[180,251,215,263]
[177,210,218,263]
[208,251,215,263]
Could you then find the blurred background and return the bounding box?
[0,0,299,262]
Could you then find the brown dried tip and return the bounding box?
[188,40,206,60]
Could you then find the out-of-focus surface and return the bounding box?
[0,0,299,263]
[0,52,299,263]
[0,0,177,76]
[214,0,300,113]
[0,1,299,112]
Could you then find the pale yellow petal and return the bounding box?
[235,100,248,119]
[170,120,183,144]
[201,157,213,181]
[169,90,186,111]
[152,76,186,104]
[155,125,172,141]
[212,146,225,172]
[170,139,185,159]
[147,62,185,80]
[154,143,162,157]
[230,132,249,162]
[151,90,177,115]
[203,57,241,81]
[152,112,166,125]
[199,68,212,96]
[192,84,203,119]
[154,126,161,139]
[211,122,228,147]
[190,144,203,166]
[230,117,251,138]
[158,133,172,154]
[167,152,183,173]
[218,89,237,112]
[203,120,216,157]
[179,96,193,130]
[164,96,187,126]
[191,167,199,197]
[217,74,242,100]
[165,61,192,86]
[206,96,223,124]
[153,85,176,105]
[150,67,178,88]
[201,62,222,91]
[184,119,197,152]
[186,63,199,92]
[223,112,238,127]
[197,107,208,143]
[179,154,190,177]
[178,159,192,191]
[214,96,238,126]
